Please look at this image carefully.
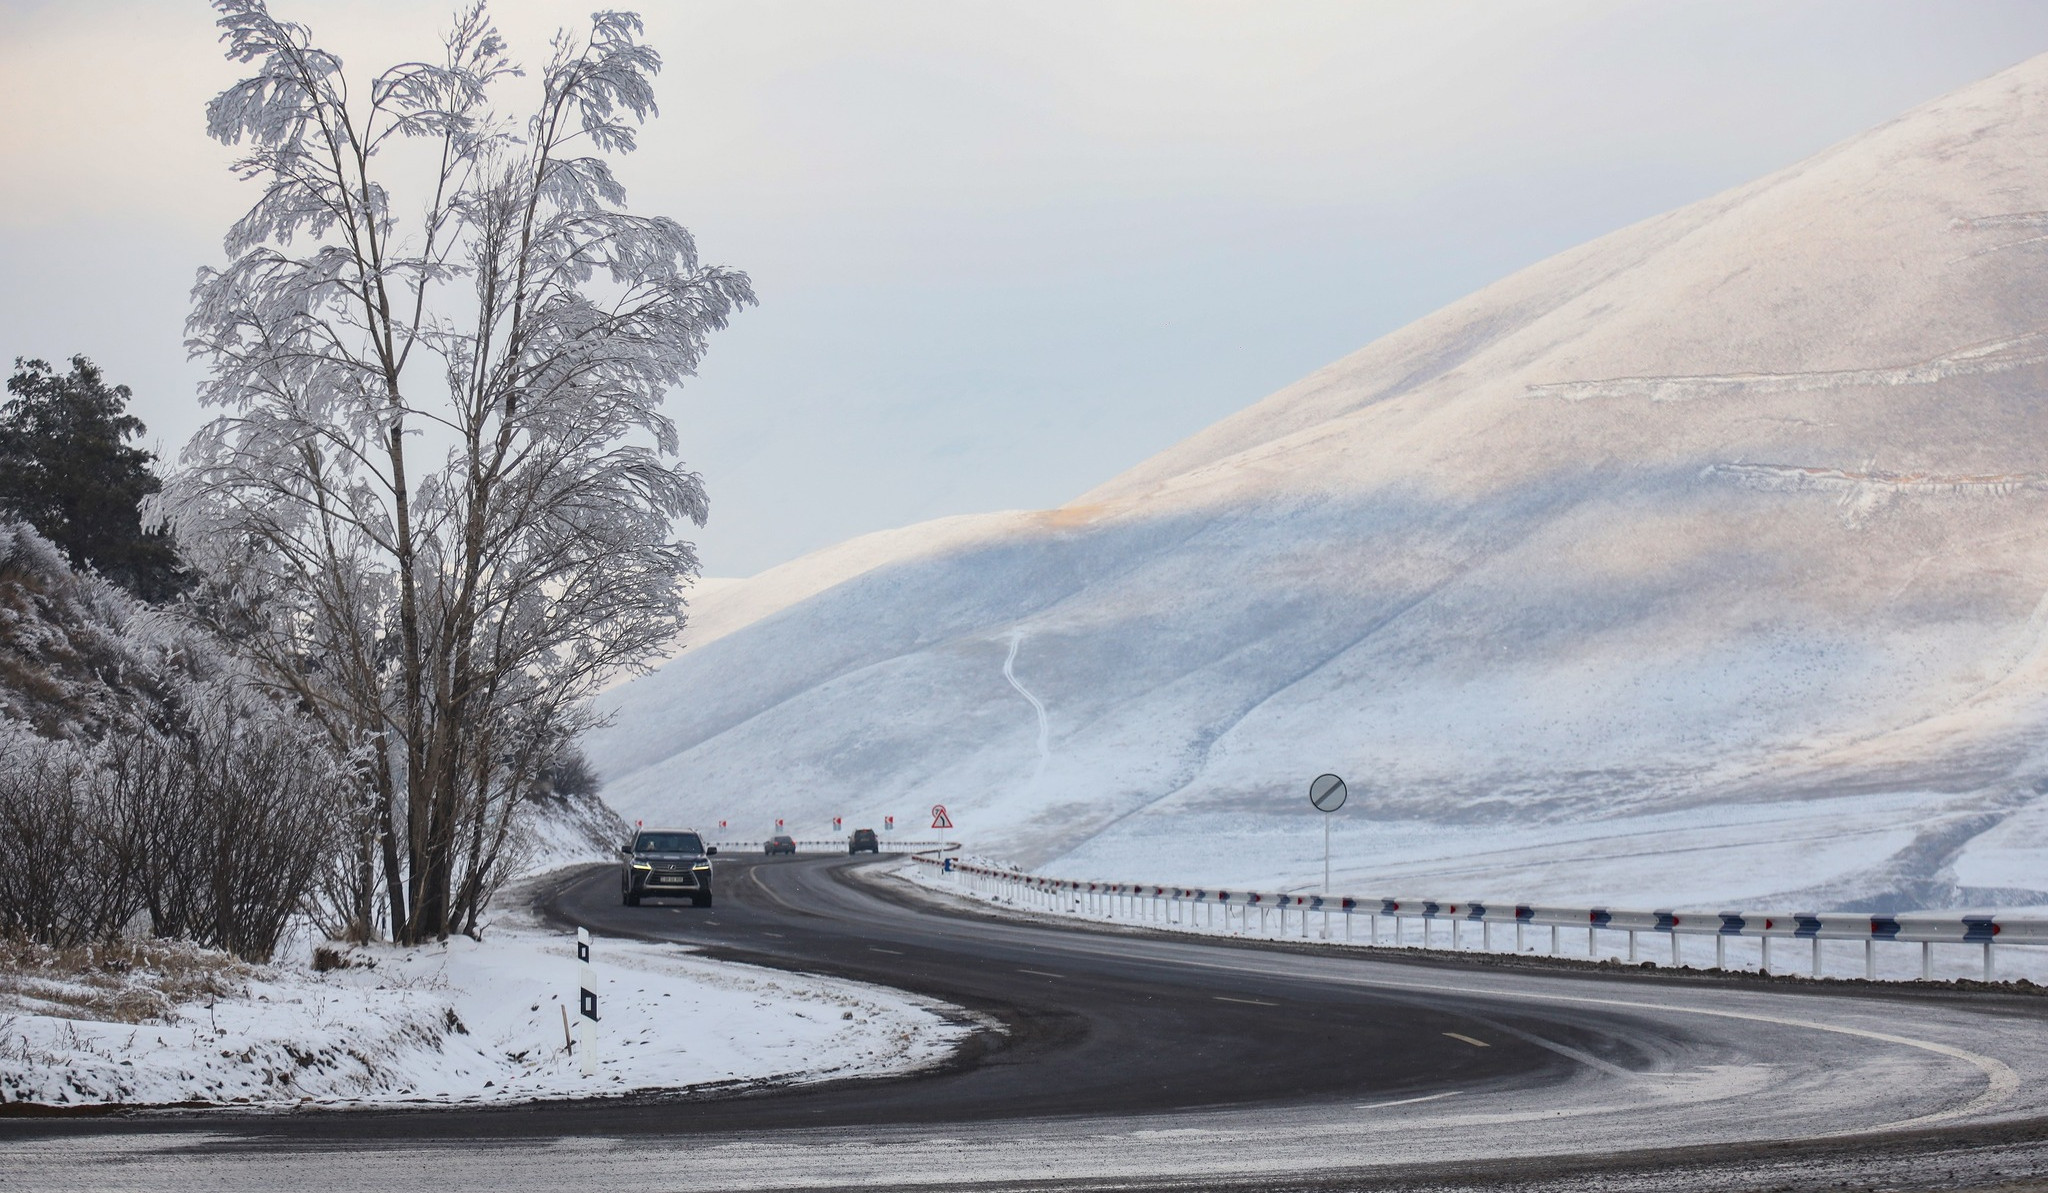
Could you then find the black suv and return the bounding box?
[620,829,716,907]
[848,827,879,854]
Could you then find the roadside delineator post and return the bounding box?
[577,927,598,1076]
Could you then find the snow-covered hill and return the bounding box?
[588,54,2048,913]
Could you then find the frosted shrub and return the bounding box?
[114,694,341,962]
[0,732,131,947]
[0,701,341,963]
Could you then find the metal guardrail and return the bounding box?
[915,855,2047,982]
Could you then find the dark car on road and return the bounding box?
[620,829,716,907]
[848,828,879,854]
[764,834,797,855]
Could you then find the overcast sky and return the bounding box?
[5,1,2048,577]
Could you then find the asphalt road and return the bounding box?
[8,853,2048,1192]
[543,852,1579,1127]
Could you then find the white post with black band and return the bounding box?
[576,926,598,1076]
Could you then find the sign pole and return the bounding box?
[931,804,954,878]
[1308,774,1347,932]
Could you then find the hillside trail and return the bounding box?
[1001,629,1051,783]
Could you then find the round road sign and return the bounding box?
[1309,773,1347,813]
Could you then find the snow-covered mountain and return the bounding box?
[588,54,2048,912]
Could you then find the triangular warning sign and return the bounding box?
[930,804,953,829]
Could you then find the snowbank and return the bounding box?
[511,788,632,878]
[0,886,972,1109]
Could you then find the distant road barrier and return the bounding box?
[913,855,2047,983]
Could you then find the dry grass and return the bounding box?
[0,937,254,1024]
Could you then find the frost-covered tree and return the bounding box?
[159,0,753,942]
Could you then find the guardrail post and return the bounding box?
[1811,937,1821,978]
[1482,920,1491,951]
[1451,918,1461,951]
[1587,925,1597,958]
[1922,941,1932,981]
[1865,939,1875,980]
[1716,934,1725,969]
[1627,929,1638,962]
[1760,936,1771,975]
[1984,941,1995,982]
[1515,922,1524,953]
[1549,924,1558,955]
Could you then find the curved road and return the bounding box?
[7,854,2048,1191]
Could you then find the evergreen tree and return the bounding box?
[0,356,189,603]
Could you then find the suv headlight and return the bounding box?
[632,862,652,871]
[692,862,711,870]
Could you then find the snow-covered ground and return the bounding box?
[513,787,633,876]
[0,876,973,1110]
[585,53,2048,918]
[1049,790,2045,915]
